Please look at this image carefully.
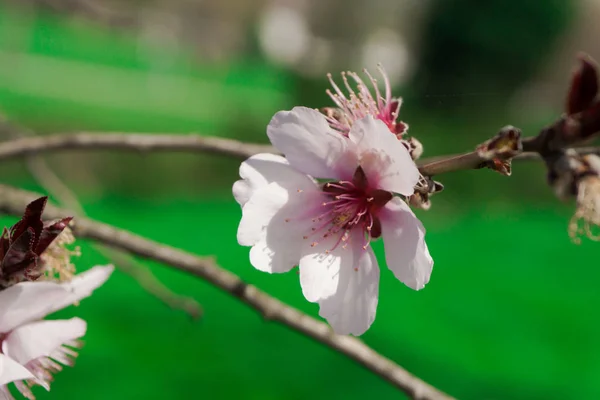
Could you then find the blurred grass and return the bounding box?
[0,197,595,400]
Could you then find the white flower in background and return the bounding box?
[233,107,433,335]
[0,265,114,399]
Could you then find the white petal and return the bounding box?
[232,153,293,208]
[239,177,321,273]
[237,166,317,245]
[267,107,356,179]
[0,355,34,386]
[380,198,433,290]
[318,244,380,336]
[349,116,419,195]
[247,199,315,274]
[3,318,86,366]
[298,235,355,302]
[0,265,114,333]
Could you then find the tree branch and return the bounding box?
[1,131,598,177]
[0,184,454,400]
[0,133,276,161]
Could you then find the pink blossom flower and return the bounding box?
[233,107,433,335]
[0,265,114,399]
[324,66,408,138]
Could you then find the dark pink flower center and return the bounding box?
[303,166,392,252]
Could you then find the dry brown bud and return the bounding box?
[476,125,523,160]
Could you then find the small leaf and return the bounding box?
[9,196,47,246]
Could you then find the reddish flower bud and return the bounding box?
[566,54,598,115]
[0,196,73,286]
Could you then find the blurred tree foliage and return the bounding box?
[413,0,575,110]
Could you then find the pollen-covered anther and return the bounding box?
[40,226,80,282]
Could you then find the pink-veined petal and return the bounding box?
[298,235,354,303]
[0,265,113,333]
[0,354,34,386]
[3,318,86,366]
[267,107,356,179]
[349,116,419,195]
[380,198,433,290]
[318,244,380,336]
[232,153,293,208]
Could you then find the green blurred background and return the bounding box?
[0,0,598,398]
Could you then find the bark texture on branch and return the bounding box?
[0,133,276,161]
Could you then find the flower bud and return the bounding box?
[566,54,598,115]
[0,197,73,288]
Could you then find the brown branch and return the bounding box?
[417,141,600,176]
[0,133,276,161]
[0,184,455,400]
[417,151,486,176]
[1,131,598,177]
[2,130,598,179]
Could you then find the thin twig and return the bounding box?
[417,144,600,175]
[0,120,203,319]
[95,248,203,319]
[0,131,596,176]
[0,184,455,400]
